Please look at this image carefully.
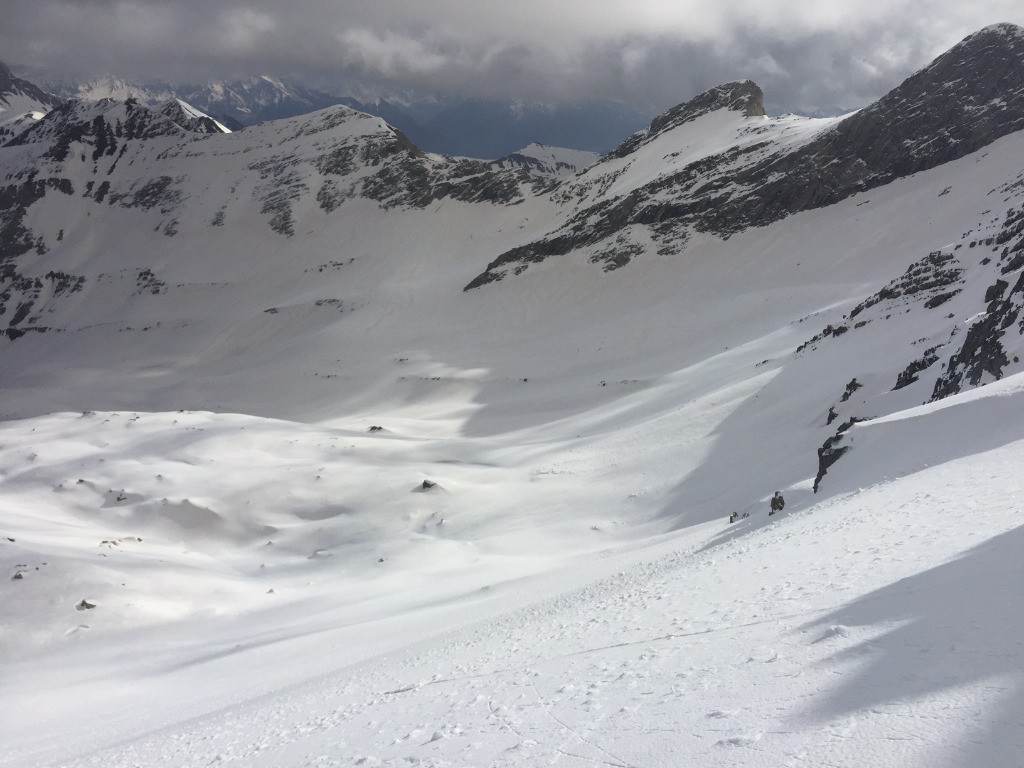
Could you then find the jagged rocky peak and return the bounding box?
[6,96,187,157]
[612,80,764,158]
[650,80,765,132]
[155,98,231,134]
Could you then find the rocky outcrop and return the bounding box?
[931,205,1024,400]
[814,417,861,493]
[796,250,964,354]
[611,81,764,159]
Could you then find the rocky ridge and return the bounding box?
[465,24,1024,289]
[0,94,539,338]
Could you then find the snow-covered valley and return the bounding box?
[3,23,1024,768]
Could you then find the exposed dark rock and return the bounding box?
[316,143,359,177]
[134,269,166,295]
[798,250,964,353]
[0,177,74,268]
[931,273,1023,399]
[827,250,962,319]
[986,279,1009,304]
[840,378,863,403]
[75,599,96,611]
[112,175,182,213]
[893,345,942,390]
[0,268,85,337]
[814,417,862,493]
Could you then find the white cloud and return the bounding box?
[3,1,1024,112]
[221,8,276,51]
[338,28,449,76]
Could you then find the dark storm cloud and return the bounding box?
[4,1,1024,112]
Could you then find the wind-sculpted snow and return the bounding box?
[7,397,1024,767]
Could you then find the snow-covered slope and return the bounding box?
[4,23,1024,768]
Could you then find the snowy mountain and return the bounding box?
[0,62,63,143]
[5,23,1024,768]
[35,69,651,157]
[491,143,601,178]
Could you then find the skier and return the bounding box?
[769,491,785,516]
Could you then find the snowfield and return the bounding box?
[5,26,1024,766]
[4,379,1024,767]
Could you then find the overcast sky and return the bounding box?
[5,1,1024,112]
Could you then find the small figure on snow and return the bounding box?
[769,491,785,516]
[728,512,738,524]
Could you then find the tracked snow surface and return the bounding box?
[4,23,1024,768]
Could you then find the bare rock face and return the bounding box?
[780,23,1024,205]
[932,206,1024,400]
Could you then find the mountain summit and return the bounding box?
[613,80,765,158]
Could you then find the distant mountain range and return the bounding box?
[22,72,651,158]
